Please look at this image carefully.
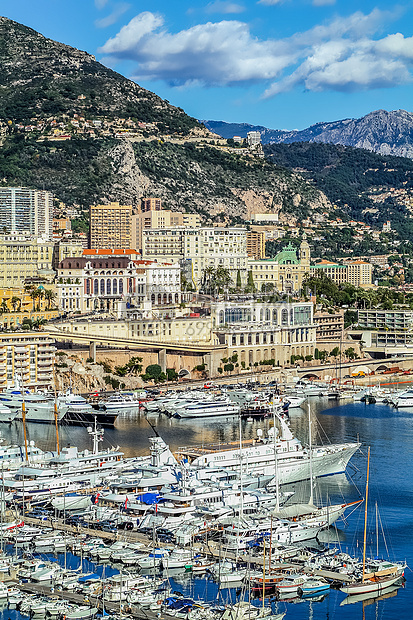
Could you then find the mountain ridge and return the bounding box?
[203,109,413,159]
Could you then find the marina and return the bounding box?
[0,387,407,620]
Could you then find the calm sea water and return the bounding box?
[0,397,412,620]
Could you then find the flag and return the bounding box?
[124,497,128,510]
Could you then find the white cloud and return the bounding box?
[312,0,335,6]
[100,8,413,96]
[95,0,109,9]
[205,1,245,13]
[95,2,130,28]
[257,0,286,5]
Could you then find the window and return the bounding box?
[107,280,111,295]
[119,279,123,294]
[100,279,105,295]
[94,279,98,295]
[282,309,288,326]
[113,279,117,294]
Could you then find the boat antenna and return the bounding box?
[145,417,160,437]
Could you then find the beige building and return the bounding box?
[0,331,55,389]
[52,240,84,270]
[55,299,316,373]
[89,202,133,249]
[0,233,54,288]
[248,238,310,293]
[131,210,201,252]
[212,300,316,368]
[313,310,344,341]
[311,259,373,288]
[143,227,248,288]
[246,231,265,260]
[346,260,374,287]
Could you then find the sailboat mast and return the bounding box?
[54,402,60,456]
[362,446,371,583]
[308,404,313,505]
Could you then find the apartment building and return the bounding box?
[313,310,344,341]
[0,233,54,287]
[131,210,201,252]
[0,331,55,389]
[0,187,53,240]
[248,238,310,293]
[311,259,373,288]
[142,227,248,288]
[346,260,374,287]
[89,202,133,249]
[246,231,265,260]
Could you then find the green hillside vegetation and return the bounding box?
[0,17,200,134]
[0,135,322,220]
[264,142,413,236]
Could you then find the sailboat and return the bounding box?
[340,447,406,596]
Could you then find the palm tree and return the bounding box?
[44,289,57,309]
[36,289,45,311]
[0,300,8,314]
[10,296,21,312]
[29,289,38,311]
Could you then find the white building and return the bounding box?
[142,227,248,288]
[56,251,181,314]
[0,187,53,240]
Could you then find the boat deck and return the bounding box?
[176,439,259,458]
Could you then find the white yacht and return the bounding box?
[393,389,413,408]
[175,397,240,418]
[0,403,17,423]
[176,411,360,484]
[0,380,64,424]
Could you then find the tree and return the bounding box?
[345,347,357,360]
[245,271,255,292]
[0,300,8,314]
[330,346,340,359]
[29,288,38,311]
[236,270,242,289]
[10,296,21,312]
[44,289,57,309]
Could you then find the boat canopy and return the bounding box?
[272,503,318,518]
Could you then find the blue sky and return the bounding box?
[3,0,413,129]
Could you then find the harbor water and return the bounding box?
[0,397,412,619]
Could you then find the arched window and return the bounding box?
[94,279,98,295]
[265,309,270,321]
[119,279,123,294]
[128,279,133,294]
[106,280,111,295]
[86,280,90,295]
[219,310,224,324]
[260,309,264,322]
[113,279,117,294]
[290,309,294,324]
[272,310,277,324]
[100,279,105,295]
[282,308,288,326]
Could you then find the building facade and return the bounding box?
[131,210,201,252]
[248,238,310,293]
[0,331,55,389]
[0,234,54,288]
[56,250,181,313]
[246,231,265,260]
[212,300,316,367]
[311,259,373,288]
[0,187,53,240]
[143,227,248,288]
[313,310,344,341]
[89,202,133,249]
